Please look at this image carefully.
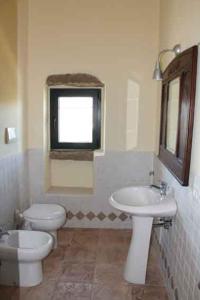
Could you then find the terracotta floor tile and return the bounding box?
[99,229,131,245]
[146,264,164,286]
[148,244,159,267]
[0,286,17,300]
[73,228,100,240]
[96,243,128,264]
[12,280,57,300]
[143,286,169,300]
[45,245,66,260]
[57,228,74,247]
[43,256,64,280]
[72,229,99,250]
[91,283,132,300]
[94,263,126,285]
[59,262,95,283]
[52,281,92,300]
[131,285,145,300]
[97,229,130,264]
[63,239,97,263]
[11,287,28,300]
[124,231,132,245]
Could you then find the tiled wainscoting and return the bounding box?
[66,210,131,228]
[154,156,200,300]
[28,150,154,228]
[0,152,29,230]
[153,233,179,300]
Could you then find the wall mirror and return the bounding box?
[166,78,180,154]
[159,46,198,185]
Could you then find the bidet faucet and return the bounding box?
[150,181,168,196]
[0,228,9,239]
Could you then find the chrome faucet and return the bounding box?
[150,181,168,196]
[160,181,168,196]
[0,228,9,239]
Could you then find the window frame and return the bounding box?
[50,88,101,150]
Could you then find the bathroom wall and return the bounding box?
[154,157,200,300]
[0,0,29,229]
[0,0,18,158]
[26,0,160,152]
[29,149,153,228]
[154,1,200,299]
[0,0,19,229]
[25,0,159,190]
[19,0,160,227]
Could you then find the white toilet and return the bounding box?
[23,204,66,248]
[0,230,53,287]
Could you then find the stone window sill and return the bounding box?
[49,150,94,161]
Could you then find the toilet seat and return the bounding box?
[23,203,66,248]
[23,204,66,220]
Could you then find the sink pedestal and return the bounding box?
[124,216,153,284]
[109,185,177,284]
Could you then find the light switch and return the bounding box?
[5,128,17,144]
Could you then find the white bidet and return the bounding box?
[0,230,53,287]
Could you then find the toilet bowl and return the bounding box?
[23,204,66,248]
[0,230,53,287]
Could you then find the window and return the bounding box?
[50,88,101,150]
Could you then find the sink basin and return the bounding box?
[109,186,177,217]
[109,185,177,285]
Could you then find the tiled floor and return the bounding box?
[0,229,169,300]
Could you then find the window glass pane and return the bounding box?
[58,97,93,143]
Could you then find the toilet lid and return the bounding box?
[23,204,66,220]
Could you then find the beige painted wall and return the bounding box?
[23,0,160,188]
[17,0,29,153]
[160,0,200,51]
[26,0,160,152]
[0,0,18,157]
[159,0,200,183]
[50,160,93,188]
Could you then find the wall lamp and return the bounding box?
[153,44,181,80]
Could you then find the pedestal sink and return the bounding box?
[109,186,177,284]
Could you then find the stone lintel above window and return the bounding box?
[46,73,104,87]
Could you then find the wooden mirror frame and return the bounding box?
[159,45,198,186]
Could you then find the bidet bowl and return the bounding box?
[9,230,53,261]
[0,230,53,287]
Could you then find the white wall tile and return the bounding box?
[0,153,29,229]
[154,155,200,300]
[28,149,153,228]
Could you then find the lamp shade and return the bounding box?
[152,60,163,80]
